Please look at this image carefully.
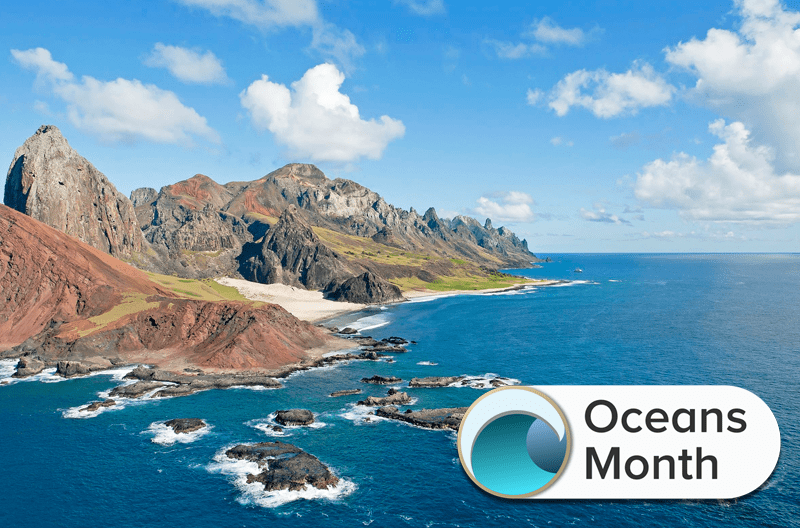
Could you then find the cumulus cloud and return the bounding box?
[548,61,674,118]
[144,43,229,84]
[177,0,363,71]
[526,17,588,46]
[474,191,535,223]
[11,47,73,83]
[664,0,800,170]
[392,0,445,16]
[240,63,405,162]
[580,204,631,225]
[635,119,800,224]
[11,47,218,145]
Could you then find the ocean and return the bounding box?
[1,254,798,527]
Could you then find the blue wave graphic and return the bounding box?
[471,413,564,496]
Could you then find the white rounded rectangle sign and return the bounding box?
[457,386,780,499]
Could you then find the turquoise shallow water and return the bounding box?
[1,254,798,527]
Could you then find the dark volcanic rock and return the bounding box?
[357,388,412,406]
[376,406,468,430]
[361,375,401,385]
[225,442,339,492]
[365,344,407,353]
[12,356,45,377]
[325,271,405,304]
[240,207,353,289]
[330,389,362,397]
[4,125,145,259]
[164,418,207,434]
[339,327,358,335]
[109,381,168,398]
[56,359,113,378]
[409,376,464,388]
[80,399,116,412]
[274,409,315,426]
[382,336,409,345]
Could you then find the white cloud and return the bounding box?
[144,43,229,84]
[635,120,800,224]
[10,48,73,83]
[177,0,318,27]
[11,47,218,145]
[177,0,363,71]
[526,17,587,46]
[392,0,445,16]
[526,88,543,105]
[548,61,674,118]
[240,63,405,162]
[550,136,573,147]
[664,0,800,170]
[474,192,535,223]
[580,203,631,225]
[485,39,546,60]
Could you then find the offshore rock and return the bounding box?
[4,125,144,259]
[80,399,116,412]
[12,356,45,378]
[274,409,315,426]
[361,375,401,385]
[164,418,207,434]
[357,388,412,406]
[408,376,465,388]
[376,406,468,430]
[330,389,362,397]
[225,442,339,492]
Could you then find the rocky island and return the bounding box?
[224,442,339,492]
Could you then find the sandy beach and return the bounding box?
[218,277,560,323]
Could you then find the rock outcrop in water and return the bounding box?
[361,375,401,385]
[4,125,144,259]
[274,409,315,426]
[225,442,339,492]
[376,406,468,430]
[164,418,207,434]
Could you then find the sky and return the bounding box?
[2,0,800,253]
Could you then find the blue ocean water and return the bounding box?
[1,254,798,527]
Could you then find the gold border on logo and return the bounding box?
[456,386,572,499]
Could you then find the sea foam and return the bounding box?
[145,421,212,446]
[207,446,355,508]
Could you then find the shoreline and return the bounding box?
[219,277,562,325]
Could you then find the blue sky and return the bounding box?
[2,0,799,252]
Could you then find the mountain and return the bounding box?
[4,125,144,259]
[0,203,337,371]
[5,126,541,304]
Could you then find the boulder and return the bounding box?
[274,409,315,426]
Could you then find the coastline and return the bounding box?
[219,277,561,324]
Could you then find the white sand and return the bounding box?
[217,278,367,323]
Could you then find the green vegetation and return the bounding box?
[78,294,159,337]
[144,272,254,303]
[312,226,432,266]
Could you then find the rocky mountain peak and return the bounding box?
[4,125,144,259]
[268,163,328,184]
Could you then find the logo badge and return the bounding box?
[458,386,571,497]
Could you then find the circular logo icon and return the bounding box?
[458,386,571,498]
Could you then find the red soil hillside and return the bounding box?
[0,204,340,371]
[0,204,169,349]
